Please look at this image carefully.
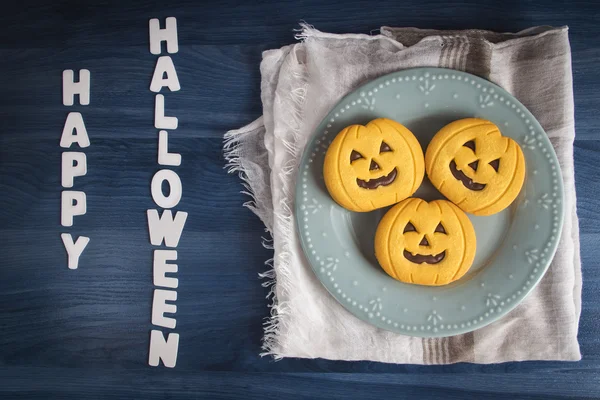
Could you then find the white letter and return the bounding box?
[60,112,90,148]
[148,330,179,368]
[62,152,87,188]
[152,289,177,329]
[149,17,178,55]
[150,56,180,93]
[63,69,90,106]
[147,209,188,247]
[154,250,178,289]
[151,169,182,209]
[154,94,178,130]
[61,233,90,270]
[61,191,87,227]
[158,130,181,166]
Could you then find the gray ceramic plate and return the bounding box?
[295,67,564,337]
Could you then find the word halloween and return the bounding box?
[146,17,187,369]
[60,69,91,269]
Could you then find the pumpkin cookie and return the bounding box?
[425,118,525,216]
[323,118,424,212]
[375,198,476,286]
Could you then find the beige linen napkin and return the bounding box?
[224,24,581,363]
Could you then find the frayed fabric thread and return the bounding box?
[261,47,308,358]
[223,39,309,359]
[295,21,404,48]
[223,120,269,230]
[224,124,286,359]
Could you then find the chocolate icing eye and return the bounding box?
[435,222,447,234]
[463,140,476,152]
[403,221,417,233]
[489,158,500,172]
[380,141,392,152]
[350,150,363,162]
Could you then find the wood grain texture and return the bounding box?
[1,368,600,400]
[1,0,600,398]
[0,47,264,139]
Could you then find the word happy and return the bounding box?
[60,69,91,269]
[146,17,187,368]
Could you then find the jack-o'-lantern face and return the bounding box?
[375,198,476,286]
[425,118,525,216]
[324,118,424,212]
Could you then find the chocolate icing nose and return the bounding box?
[369,160,380,170]
[419,236,430,247]
[468,160,479,171]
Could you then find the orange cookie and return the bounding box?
[425,118,525,216]
[323,118,424,212]
[375,198,476,286]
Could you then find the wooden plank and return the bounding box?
[1,368,599,399]
[0,47,264,140]
[0,138,263,230]
[575,140,600,233]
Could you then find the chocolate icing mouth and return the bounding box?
[449,160,486,191]
[403,250,446,264]
[356,168,397,189]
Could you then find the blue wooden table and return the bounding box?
[1,1,599,398]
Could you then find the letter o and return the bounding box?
[151,169,182,209]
